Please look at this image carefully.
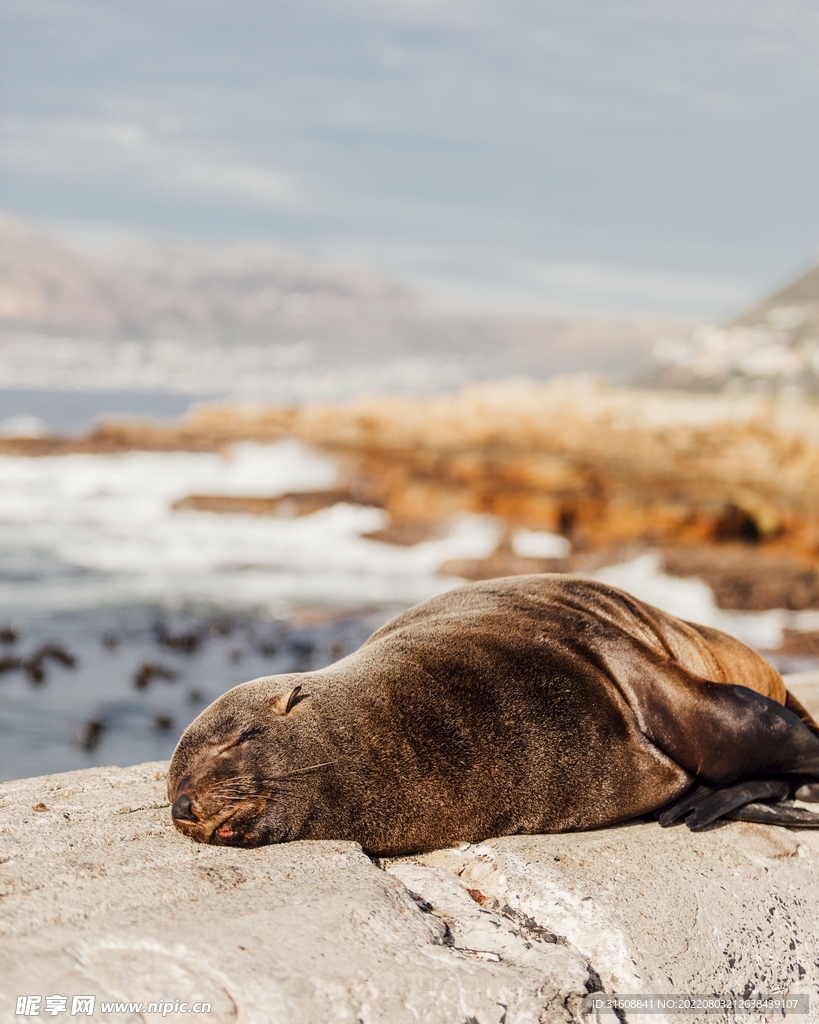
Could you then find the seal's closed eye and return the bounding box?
[235,726,265,744]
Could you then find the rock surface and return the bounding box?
[1,759,819,1023]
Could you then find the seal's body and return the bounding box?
[169,575,819,854]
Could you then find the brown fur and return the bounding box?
[168,574,816,856]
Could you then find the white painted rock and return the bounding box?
[0,762,818,1023]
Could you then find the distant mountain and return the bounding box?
[646,262,819,394]
[0,216,691,398]
[0,216,413,343]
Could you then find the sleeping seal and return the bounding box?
[168,575,819,855]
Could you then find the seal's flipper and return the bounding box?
[728,801,819,827]
[657,783,714,827]
[631,662,819,784]
[658,779,792,830]
[685,779,789,831]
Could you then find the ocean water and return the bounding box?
[0,439,502,780]
[1,438,817,782]
[0,604,385,782]
[0,441,503,614]
[0,387,206,436]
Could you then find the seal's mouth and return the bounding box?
[170,786,269,846]
[170,789,243,844]
[209,815,248,844]
[208,797,287,847]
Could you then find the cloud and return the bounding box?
[315,237,753,316]
[3,0,819,316]
[0,115,309,210]
[527,261,752,310]
[340,0,477,22]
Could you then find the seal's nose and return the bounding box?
[172,793,199,823]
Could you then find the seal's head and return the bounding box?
[167,677,322,847]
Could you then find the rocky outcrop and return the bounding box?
[1,756,818,1024]
[2,683,819,1021]
[8,378,819,560]
[3,379,819,608]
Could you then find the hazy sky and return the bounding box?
[2,0,819,316]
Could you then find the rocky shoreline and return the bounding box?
[2,762,818,1023]
[2,674,819,1022]
[6,379,819,560]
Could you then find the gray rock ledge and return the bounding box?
[1,761,818,1024]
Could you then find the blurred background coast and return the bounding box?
[2,1,819,780]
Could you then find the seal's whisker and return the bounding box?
[210,763,337,800]
[204,771,334,804]
[208,763,335,797]
[203,786,289,802]
[260,761,336,782]
[209,782,285,795]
